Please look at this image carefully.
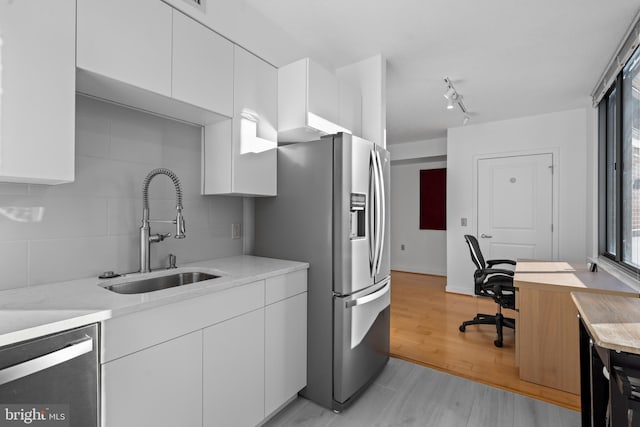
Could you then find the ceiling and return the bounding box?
[243,0,640,144]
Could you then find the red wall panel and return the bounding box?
[420,168,446,230]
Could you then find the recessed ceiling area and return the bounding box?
[243,0,640,143]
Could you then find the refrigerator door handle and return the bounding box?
[374,150,386,274]
[345,279,390,308]
[372,150,382,276]
[368,150,377,276]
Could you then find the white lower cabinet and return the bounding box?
[265,292,308,416]
[101,330,203,427]
[203,308,265,427]
[101,270,307,426]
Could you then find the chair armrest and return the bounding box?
[486,259,516,267]
[483,268,514,276]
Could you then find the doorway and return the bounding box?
[477,153,554,261]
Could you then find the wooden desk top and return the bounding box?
[514,261,638,296]
[572,292,640,355]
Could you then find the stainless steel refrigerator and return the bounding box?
[254,133,390,411]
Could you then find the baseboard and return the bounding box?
[444,283,473,296]
[391,264,446,276]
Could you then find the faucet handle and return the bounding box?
[150,232,171,243]
[168,254,177,269]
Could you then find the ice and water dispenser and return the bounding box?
[350,193,366,239]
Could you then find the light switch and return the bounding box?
[461,218,467,227]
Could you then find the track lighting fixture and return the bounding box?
[444,76,471,125]
[446,97,455,110]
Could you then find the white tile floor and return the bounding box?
[264,357,580,427]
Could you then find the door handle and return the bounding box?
[480,233,493,238]
[346,280,390,308]
[0,336,93,386]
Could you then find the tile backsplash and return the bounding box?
[0,96,243,290]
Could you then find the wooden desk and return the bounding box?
[514,261,638,395]
[573,293,640,426]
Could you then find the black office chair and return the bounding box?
[458,234,516,347]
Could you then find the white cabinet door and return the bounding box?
[202,46,277,196]
[339,80,362,138]
[231,46,277,196]
[203,308,265,427]
[172,10,233,116]
[77,0,172,96]
[101,331,203,427]
[307,59,339,126]
[278,58,356,143]
[0,0,74,184]
[265,292,307,416]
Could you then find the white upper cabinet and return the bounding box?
[77,0,172,97]
[278,58,359,143]
[202,46,277,196]
[172,10,233,117]
[339,80,362,139]
[0,0,75,184]
[76,0,231,125]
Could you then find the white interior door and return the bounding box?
[477,154,553,261]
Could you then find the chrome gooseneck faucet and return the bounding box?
[140,168,186,273]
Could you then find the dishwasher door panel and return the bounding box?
[0,324,99,427]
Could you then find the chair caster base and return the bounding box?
[494,340,503,348]
[459,325,466,332]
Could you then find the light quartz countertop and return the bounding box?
[572,292,640,355]
[0,255,308,347]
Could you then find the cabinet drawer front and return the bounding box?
[101,281,264,362]
[265,270,308,305]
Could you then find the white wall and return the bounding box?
[446,108,588,294]
[390,159,447,276]
[388,138,447,161]
[0,96,243,290]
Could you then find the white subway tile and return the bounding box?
[76,95,111,159]
[0,241,28,290]
[29,237,118,286]
[0,183,29,196]
[110,106,165,165]
[0,196,108,241]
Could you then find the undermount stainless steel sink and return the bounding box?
[102,271,219,294]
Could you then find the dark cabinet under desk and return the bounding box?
[572,290,640,427]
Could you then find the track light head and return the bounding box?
[443,87,455,100]
[446,97,455,109]
[463,115,470,125]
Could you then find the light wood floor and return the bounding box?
[264,357,580,426]
[389,270,580,411]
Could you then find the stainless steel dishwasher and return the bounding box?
[0,324,99,427]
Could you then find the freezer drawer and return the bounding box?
[333,279,390,406]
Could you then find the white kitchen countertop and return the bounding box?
[0,255,308,347]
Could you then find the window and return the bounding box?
[601,47,640,270]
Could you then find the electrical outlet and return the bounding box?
[231,223,241,240]
[461,217,468,227]
[401,244,405,251]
